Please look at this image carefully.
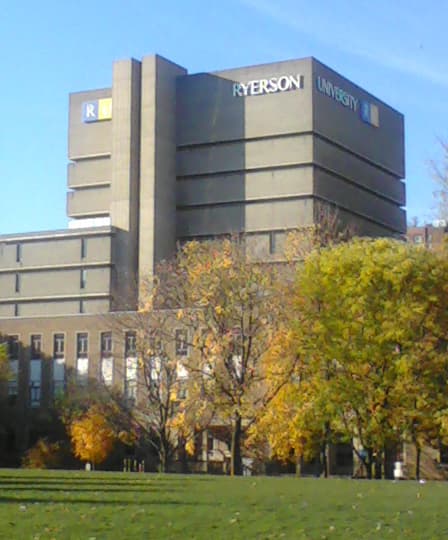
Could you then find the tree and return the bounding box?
[117,286,213,473]
[431,139,448,219]
[255,238,448,478]
[172,238,288,476]
[59,379,135,469]
[69,404,117,467]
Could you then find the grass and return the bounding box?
[0,470,447,539]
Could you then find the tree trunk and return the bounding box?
[321,442,329,478]
[415,444,421,480]
[159,436,170,473]
[366,448,373,479]
[230,414,243,476]
[374,451,382,479]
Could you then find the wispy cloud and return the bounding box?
[239,0,448,88]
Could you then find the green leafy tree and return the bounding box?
[256,238,448,478]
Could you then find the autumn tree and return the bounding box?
[169,238,290,476]
[69,404,117,467]
[115,283,213,473]
[59,379,135,468]
[255,238,448,478]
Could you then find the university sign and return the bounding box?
[82,98,112,123]
[233,74,304,97]
[316,76,379,127]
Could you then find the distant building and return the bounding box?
[0,54,406,463]
[407,221,448,249]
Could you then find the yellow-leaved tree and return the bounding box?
[254,238,448,479]
[69,405,117,468]
[172,238,290,476]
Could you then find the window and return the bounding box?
[80,269,87,289]
[16,243,21,263]
[53,334,65,397]
[14,303,19,317]
[76,357,89,381]
[101,357,113,386]
[15,273,20,293]
[413,234,423,244]
[30,335,42,359]
[125,356,137,401]
[149,335,163,356]
[76,333,88,381]
[81,238,87,259]
[269,231,276,255]
[125,331,137,357]
[29,359,41,408]
[53,334,65,358]
[8,359,18,404]
[76,333,88,357]
[7,335,19,359]
[53,358,65,397]
[101,332,113,356]
[175,329,188,356]
[7,337,19,404]
[79,299,84,314]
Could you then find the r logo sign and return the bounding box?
[82,98,112,123]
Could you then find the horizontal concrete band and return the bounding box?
[0,262,112,274]
[0,293,110,304]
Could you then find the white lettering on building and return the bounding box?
[233,74,304,97]
[316,76,358,112]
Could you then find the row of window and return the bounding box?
[12,238,89,264]
[6,329,189,361]
[5,329,191,408]
[7,354,138,408]
[7,332,136,359]
[11,269,89,294]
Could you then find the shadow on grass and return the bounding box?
[0,474,215,485]
[0,481,194,493]
[0,484,181,493]
[0,495,215,506]
[0,484,179,494]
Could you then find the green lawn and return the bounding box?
[0,470,447,539]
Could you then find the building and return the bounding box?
[0,54,406,461]
[407,221,448,249]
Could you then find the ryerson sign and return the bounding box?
[233,74,304,97]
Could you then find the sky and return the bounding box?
[1,0,447,234]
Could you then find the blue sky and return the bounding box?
[1,0,446,234]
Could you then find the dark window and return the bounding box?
[79,300,84,314]
[16,244,21,263]
[81,238,87,259]
[7,335,19,359]
[15,273,20,293]
[30,335,42,359]
[14,304,19,317]
[101,332,113,356]
[269,231,276,255]
[175,329,188,356]
[80,269,87,289]
[125,331,137,356]
[53,334,65,358]
[149,336,163,356]
[76,333,88,357]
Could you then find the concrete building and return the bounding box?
[0,54,406,461]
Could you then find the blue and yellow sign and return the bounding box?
[360,101,379,128]
[82,98,112,123]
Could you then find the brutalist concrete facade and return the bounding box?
[0,55,405,457]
